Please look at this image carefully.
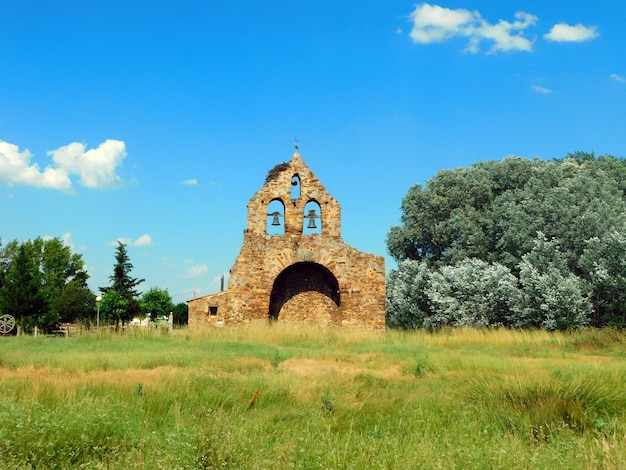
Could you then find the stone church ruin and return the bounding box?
[188,149,386,329]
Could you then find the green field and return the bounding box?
[1,326,625,469]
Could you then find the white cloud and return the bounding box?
[110,234,153,247]
[182,178,198,185]
[408,3,537,54]
[409,3,478,44]
[133,234,153,246]
[184,264,209,278]
[0,139,126,190]
[0,140,71,189]
[48,139,127,189]
[475,12,537,53]
[610,73,626,83]
[532,85,552,94]
[544,23,598,43]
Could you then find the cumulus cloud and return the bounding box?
[110,234,153,247]
[0,140,71,189]
[182,178,198,185]
[133,234,153,246]
[0,139,126,190]
[184,264,209,278]
[610,73,626,83]
[408,3,537,53]
[532,85,552,94]
[544,23,599,42]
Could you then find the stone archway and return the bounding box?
[269,262,340,324]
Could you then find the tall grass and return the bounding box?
[0,326,624,468]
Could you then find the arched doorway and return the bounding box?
[269,262,340,324]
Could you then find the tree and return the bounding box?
[426,258,522,329]
[386,260,431,329]
[140,287,174,320]
[55,280,96,323]
[518,236,591,330]
[30,237,94,323]
[0,237,94,330]
[386,153,626,329]
[0,244,50,331]
[99,290,131,326]
[100,242,144,327]
[0,239,19,305]
[172,302,188,326]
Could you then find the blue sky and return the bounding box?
[1,1,625,302]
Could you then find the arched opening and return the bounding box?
[267,199,285,235]
[303,200,322,235]
[269,262,340,322]
[290,174,301,200]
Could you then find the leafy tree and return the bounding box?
[140,287,174,320]
[578,231,626,326]
[426,258,521,329]
[0,237,93,330]
[99,290,131,326]
[386,260,431,329]
[0,244,51,331]
[55,280,96,323]
[100,242,144,327]
[29,237,93,323]
[172,302,188,326]
[387,153,626,329]
[0,239,19,305]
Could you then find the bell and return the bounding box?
[306,209,318,229]
[268,211,282,226]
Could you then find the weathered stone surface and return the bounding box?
[188,151,386,329]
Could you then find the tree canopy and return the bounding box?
[140,286,174,320]
[386,153,626,330]
[0,237,94,332]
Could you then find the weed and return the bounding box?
[271,349,283,369]
[413,358,427,377]
[247,390,260,409]
[321,390,334,412]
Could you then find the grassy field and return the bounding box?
[0,326,625,469]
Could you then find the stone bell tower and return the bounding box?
[188,149,386,328]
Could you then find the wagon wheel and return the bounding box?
[0,314,16,335]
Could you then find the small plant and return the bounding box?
[135,383,144,396]
[247,390,260,409]
[271,349,283,369]
[413,358,427,377]
[321,390,334,412]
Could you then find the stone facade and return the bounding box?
[188,151,386,329]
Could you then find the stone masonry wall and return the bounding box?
[188,151,386,329]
